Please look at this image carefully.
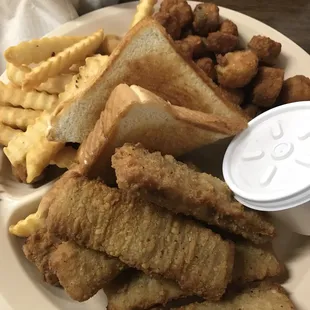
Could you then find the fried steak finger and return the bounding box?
[106,271,186,310]
[106,241,282,310]
[49,242,125,301]
[23,228,60,285]
[112,143,275,244]
[46,173,234,300]
[232,242,282,285]
[174,282,295,310]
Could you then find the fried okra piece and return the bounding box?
[216,50,259,88]
[154,12,181,40]
[280,75,310,104]
[250,67,284,108]
[159,0,193,29]
[220,20,238,37]
[248,35,281,64]
[193,3,220,36]
[203,32,238,54]
[196,57,216,80]
[174,40,194,59]
[183,35,208,58]
[219,86,244,106]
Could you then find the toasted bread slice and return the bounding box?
[78,84,245,183]
[48,18,247,143]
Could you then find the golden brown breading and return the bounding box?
[216,50,258,88]
[23,228,60,285]
[248,35,282,64]
[196,57,216,80]
[250,66,284,107]
[49,242,125,301]
[182,35,207,58]
[175,282,295,309]
[193,3,220,36]
[219,86,244,106]
[106,241,282,310]
[106,271,186,310]
[232,242,282,285]
[112,143,275,244]
[203,32,238,54]
[153,12,182,40]
[174,40,194,59]
[46,173,234,300]
[280,75,310,104]
[159,0,193,29]
[220,20,238,37]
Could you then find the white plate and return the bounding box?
[1,2,310,309]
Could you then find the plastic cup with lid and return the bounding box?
[223,101,310,235]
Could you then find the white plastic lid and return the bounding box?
[223,101,310,210]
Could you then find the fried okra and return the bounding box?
[196,57,216,80]
[193,3,220,36]
[280,75,310,104]
[203,31,238,54]
[220,19,238,37]
[248,35,281,64]
[216,50,259,88]
[250,67,284,107]
[160,0,193,29]
[183,35,208,58]
[154,12,181,40]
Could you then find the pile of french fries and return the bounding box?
[0,0,156,185]
[0,29,121,183]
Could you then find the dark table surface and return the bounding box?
[214,0,310,54]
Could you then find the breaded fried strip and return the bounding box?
[174,282,295,309]
[49,242,125,301]
[46,173,234,300]
[112,144,275,244]
[233,242,282,285]
[23,228,60,285]
[106,241,282,310]
[106,271,186,310]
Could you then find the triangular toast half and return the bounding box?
[78,84,245,183]
[48,18,247,143]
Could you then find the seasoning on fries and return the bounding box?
[4,36,85,66]
[22,29,104,90]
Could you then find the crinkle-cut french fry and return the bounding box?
[9,212,45,237]
[99,35,121,55]
[58,54,109,103]
[0,82,58,111]
[50,146,77,169]
[0,106,41,130]
[26,139,64,183]
[3,112,65,183]
[22,29,104,90]
[6,63,29,85]
[6,63,73,94]
[0,123,22,146]
[4,36,84,66]
[131,0,157,27]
